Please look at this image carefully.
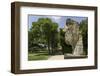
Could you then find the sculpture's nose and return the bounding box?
[63,25,68,32]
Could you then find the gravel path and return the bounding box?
[48,55,64,60]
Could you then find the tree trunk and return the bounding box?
[47,37,51,55]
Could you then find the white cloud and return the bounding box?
[51,16,62,20]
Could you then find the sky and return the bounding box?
[28,15,87,29]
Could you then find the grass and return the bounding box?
[28,51,49,61]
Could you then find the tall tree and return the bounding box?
[28,18,59,55]
[50,23,58,54]
[79,19,88,55]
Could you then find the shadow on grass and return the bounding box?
[28,51,49,61]
[34,53,49,56]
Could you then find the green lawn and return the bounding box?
[28,51,49,61]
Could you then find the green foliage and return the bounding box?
[60,28,72,54]
[28,51,49,60]
[28,18,59,55]
[79,19,88,55]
